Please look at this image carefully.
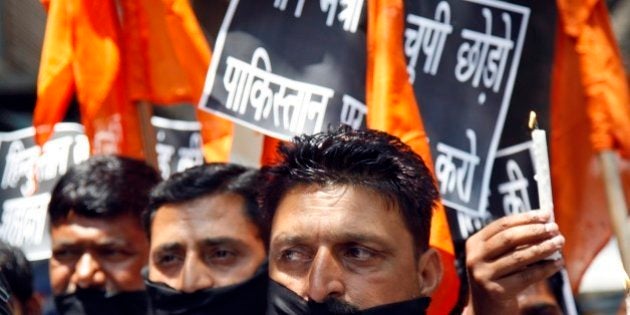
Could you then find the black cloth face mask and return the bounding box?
[54,288,149,315]
[144,263,268,315]
[266,279,431,315]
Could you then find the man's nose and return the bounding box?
[306,248,345,303]
[177,254,214,293]
[73,252,106,289]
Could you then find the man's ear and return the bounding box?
[417,248,443,297]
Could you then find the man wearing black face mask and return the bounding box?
[260,126,566,315]
[260,127,439,315]
[48,156,161,315]
[142,163,268,314]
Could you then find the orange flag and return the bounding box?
[366,1,459,313]
[34,0,73,147]
[35,0,145,159]
[552,0,630,291]
[163,0,234,162]
[121,0,233,162]
[35,0,232,161]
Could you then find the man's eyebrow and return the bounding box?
[153,242,185,253]
[200,237,247,248]
[271,232,390,247]
[332,232,387,244]
[51,241,82,249]
[270,234,309,246]
[95,238,128,247]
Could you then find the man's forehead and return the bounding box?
[279,184,394,207]
[56,210,142,226]
[274,184,401,222]
[271,184,411,245]
[156,193,246,220]
[51,225,131,247]
[51,212,143,241]
[150,194,262,249]
[152,194,251,229]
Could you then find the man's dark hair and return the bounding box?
[143,163,268,245]
[48,155,161,225]
[261,126,439,253]
[0,241,33,307]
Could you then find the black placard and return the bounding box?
[405,0,556,242]
[152,117,205,179]
[200,0,367,140]
[0,123,89,260]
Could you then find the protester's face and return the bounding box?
[148,193,266,293]
[269,184,442,310]
[49,213,149,295]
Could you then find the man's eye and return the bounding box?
[156,253,182,267]
[53,248,82,262]
[97,247,133,262]
[279,248,311,263]
[214,250,235,259]
[344,246,375,261]
[206,249,238,265]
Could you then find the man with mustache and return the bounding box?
[261,126,566,315]
[142,163,268,314]
[48,156,161,314]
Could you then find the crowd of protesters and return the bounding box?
[1,126,565,315]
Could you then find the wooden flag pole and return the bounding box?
[228,124,264,168]
[598,150,630,275]
[137,101,159,170]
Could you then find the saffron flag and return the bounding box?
[551,0,630,291]
[121,0,233,162]
[35,0,145,159]
[34,0,232,161]
[366,1,459,314]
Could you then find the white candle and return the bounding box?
[530,111,561,260]
[531,128,555,219]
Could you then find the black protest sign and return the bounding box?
[152,117,204,179]
[488,141,540,217]
[459,140,543,241]
[200,0,367,140]
[0,123,89,260]
[404,0,556,242]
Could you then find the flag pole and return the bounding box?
[228,124,263,168]
[137,101,159,170]
[598,150,630,274]
[111,0,157,170]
